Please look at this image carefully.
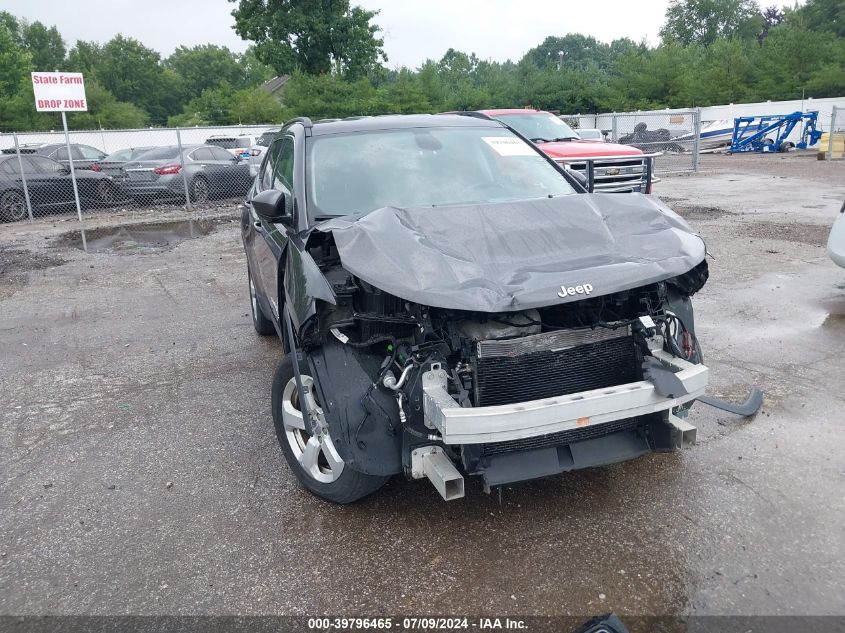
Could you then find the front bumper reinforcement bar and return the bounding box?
[422,350,708,445]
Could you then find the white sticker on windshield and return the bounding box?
[482,136,536,156]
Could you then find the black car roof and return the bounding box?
[303,114,505,136]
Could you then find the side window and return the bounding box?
[109,149,133,162]
[78,145,105,159]
[21,157,41,174]
[210,147,233,161]
[28,156,64,173]
[273,136,294,191]
[260,140,282,191]
[192,148,213,161]
[54,147,69,161]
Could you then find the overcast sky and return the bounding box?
[3,0,671,68]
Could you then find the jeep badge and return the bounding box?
[558,284,594,298]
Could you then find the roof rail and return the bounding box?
[449,111,494,121]
[285,116,313,128]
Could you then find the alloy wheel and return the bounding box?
[249,272,259,321]
[281,375,345,483]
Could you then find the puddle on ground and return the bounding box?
[60,219,222,254]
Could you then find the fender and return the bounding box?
[281,234,337,335]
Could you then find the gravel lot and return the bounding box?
[1,152,843,618]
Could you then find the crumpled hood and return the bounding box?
[315,194,706,312]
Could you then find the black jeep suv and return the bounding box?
[242,114,709,504]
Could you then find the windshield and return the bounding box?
[307,126,575,217]
[135,147,180,160]
[103,149,133,162]
[206,137,250,149]
[495,113,579,143]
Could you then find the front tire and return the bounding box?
[248,267,275,336]
[271,354,389,504]
[0,190,27,222]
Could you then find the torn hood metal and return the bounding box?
[315,193,706,312]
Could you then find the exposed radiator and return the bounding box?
[472,326,642,407]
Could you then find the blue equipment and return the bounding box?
[729,111,822,153]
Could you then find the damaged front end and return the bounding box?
[294,195,711,499]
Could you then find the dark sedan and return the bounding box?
[1,143,107,171]
[0,154,116,222]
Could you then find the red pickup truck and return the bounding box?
[472,109,656,193]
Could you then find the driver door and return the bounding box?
[247,136,295,324]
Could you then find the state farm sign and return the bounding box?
[31,72,88,111]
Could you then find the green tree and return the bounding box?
[0,79,55,132]
[660,0,763,45]
[753,22,845,99]
[230,0,386,78]
[434,49,489,110]
[278,72,385,119]
[523,34,611,70]
[794,0,845,37]
[229,87,287,123]
[758,5,784,42]
[416,60,447,109]
[693,38,754,104]
[473,60,519,109]
[166,44,244,97]
[0,20,30,97]
[168,83,233,126]
[239,46,276,86]
[95,35,186,123]
[0,11,20,43]
[20,21,65,70]
[66,40,103,76]
[607,40,696,109]
[384,68,431,113]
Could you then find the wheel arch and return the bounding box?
[307,338,403,476]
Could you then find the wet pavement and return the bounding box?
[0,154,843,617]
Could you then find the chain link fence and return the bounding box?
[564,109,701,174]
[827,106,844,161]
[0,125,280,233]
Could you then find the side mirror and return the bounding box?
[252,188,291,224]
[567,169,589,191]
